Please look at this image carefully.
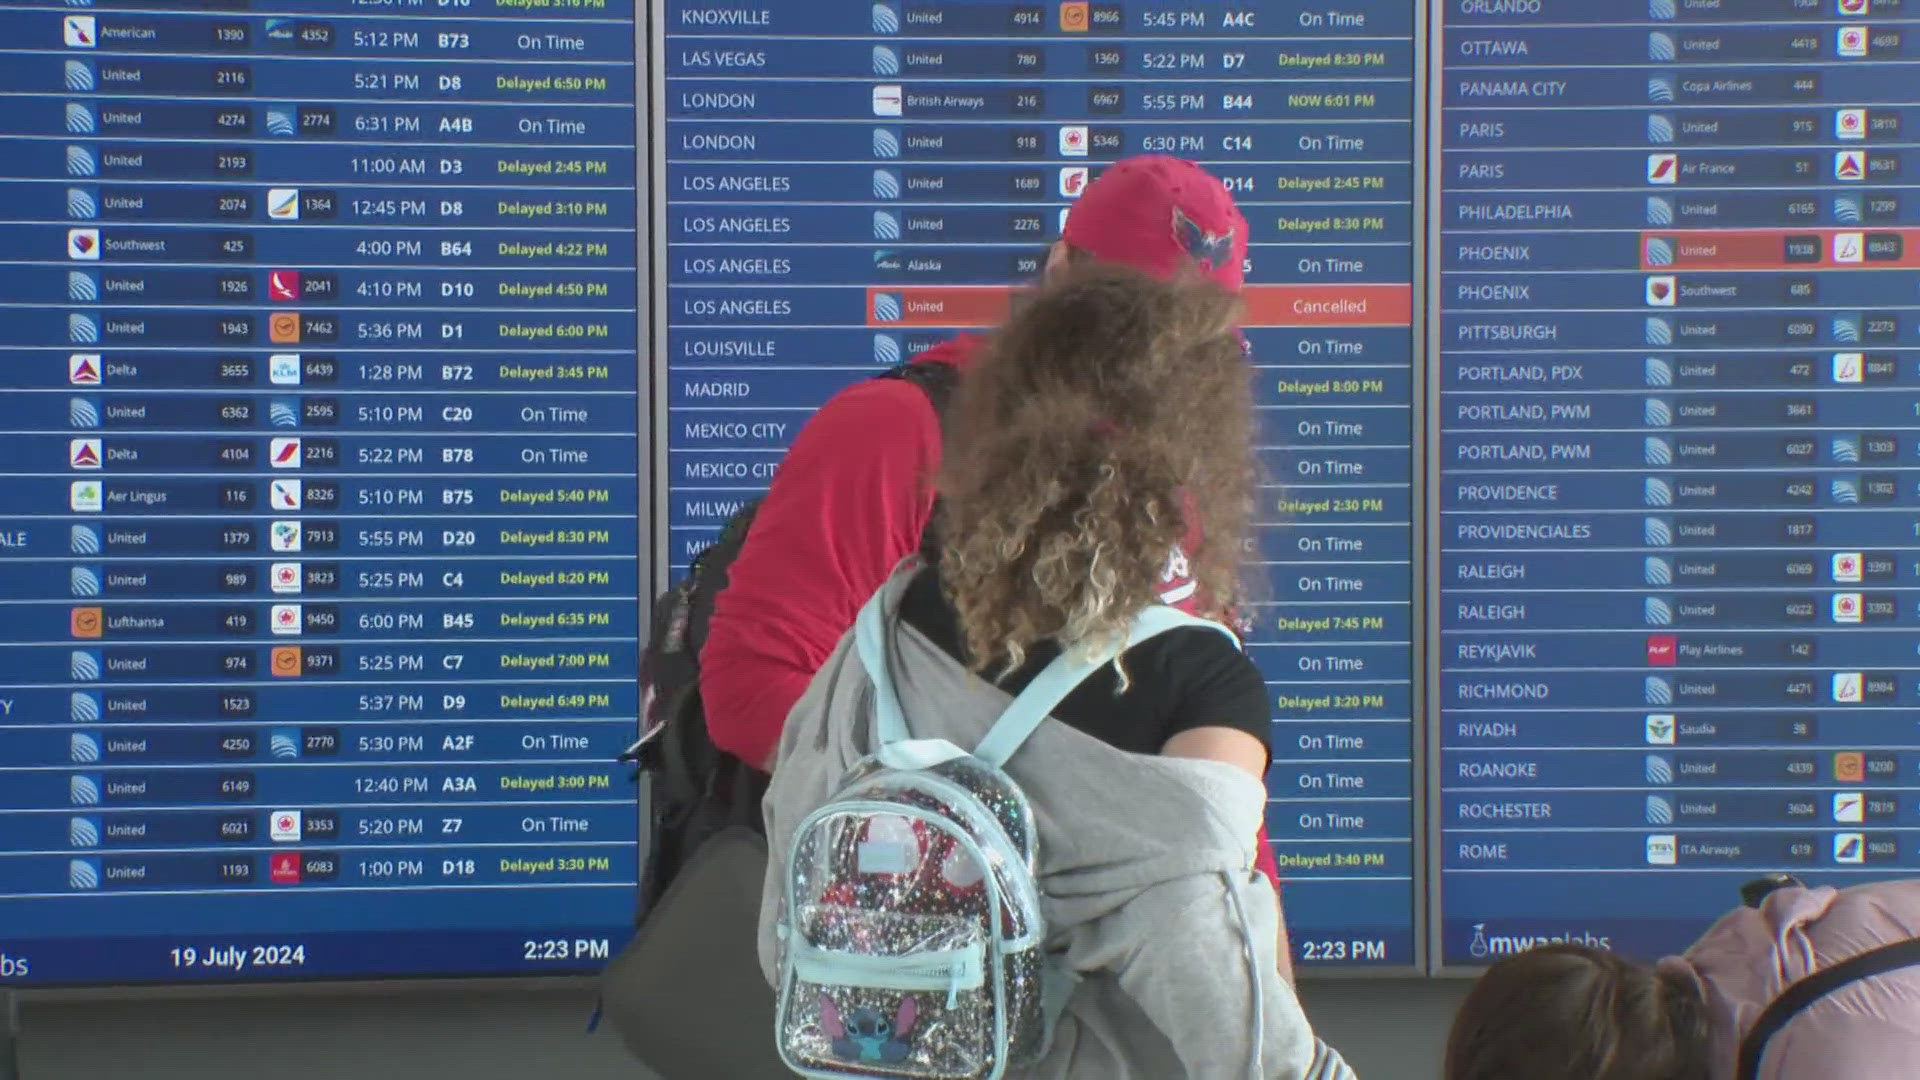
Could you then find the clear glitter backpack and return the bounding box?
[772,578,1231,1079]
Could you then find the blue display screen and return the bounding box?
[0,0,644,985]
[1436,0,1915,965]
[662,0,1420,968]
[26,0,1893,989]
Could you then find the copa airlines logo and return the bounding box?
[1468,923,1612,959]
[1158,545,1196,605]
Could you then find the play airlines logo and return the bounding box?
[1646,635,1677,666]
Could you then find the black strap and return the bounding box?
[879,358,959,415]
[1741,874,1802,910]
[877,360,959,558]
[1735,936,1920,1079]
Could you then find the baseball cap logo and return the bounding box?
[1172,206,1235,269]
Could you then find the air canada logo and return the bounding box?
[1172,207,1234,269]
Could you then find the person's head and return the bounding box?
[1046,156,1249,293]
[934,261,1253,675]
[1445,945,1713,1080]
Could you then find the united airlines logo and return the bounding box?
[1172,207,1234,270]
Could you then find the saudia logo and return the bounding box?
[1468,923,1611,959]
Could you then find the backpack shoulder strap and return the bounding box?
[1736,936,1920,1080]
[876,359,960,561]
[879,359,959,419]
[973,608,1240,769]
[852,562,924,748]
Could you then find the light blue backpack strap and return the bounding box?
[852,559,926,748]
[972,606,1238,769]
[1038,956,1082,1051]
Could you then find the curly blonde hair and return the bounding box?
[934,262,1255,679]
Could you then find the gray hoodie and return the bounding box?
[758,569,1354,1079]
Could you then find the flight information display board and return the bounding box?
[1437,0,1915,965]
[661,0,1420,968]
[0,0,644,985]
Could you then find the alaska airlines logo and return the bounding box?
[1173,207,1235,269]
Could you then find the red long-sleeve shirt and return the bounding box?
[698,336,1284,896]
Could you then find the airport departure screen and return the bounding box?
[1437,0,1919,964]
[0,0,644,985]
[662,0,1419,968]
[6,0,1919,991]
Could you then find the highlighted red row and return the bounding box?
[864,284,1413,328]
[1640,229,1920,271]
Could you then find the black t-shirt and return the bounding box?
[896,566,1271,763]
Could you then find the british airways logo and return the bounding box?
[1173,207,1235,269]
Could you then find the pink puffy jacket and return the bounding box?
[1656,880,1920,1080]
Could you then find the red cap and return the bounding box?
[1060,155,1248,292]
